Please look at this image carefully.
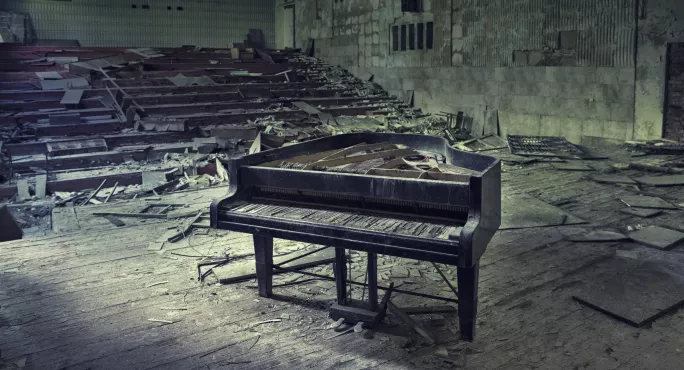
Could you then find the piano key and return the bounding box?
[224,201,457,240]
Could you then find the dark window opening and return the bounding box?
[142,4,150,9]
[408,24,415,50]
[177,6,183,10]
[131,4,137,8]
[400,24,407,51]
[167,5,171,10]
[417,23,424,49]
[392,26,399,51]
[426,22,433,49]
[401,0,422,12]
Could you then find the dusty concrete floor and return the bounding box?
[1,146,684,370]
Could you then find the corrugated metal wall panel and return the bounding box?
[461,0,635,67]
[1,0,275,48]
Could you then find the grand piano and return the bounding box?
[210,133,500,340]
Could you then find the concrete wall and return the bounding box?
[1,0,275,48]
[292,0,641,143]
[635,0,684,140]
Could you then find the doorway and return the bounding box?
[283,5,295,49]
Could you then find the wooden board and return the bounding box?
[60,89,84,105]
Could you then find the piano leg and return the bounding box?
[367,252,378,311]
[457,262,479,341]
[253,235,274,298]
[333,247,347,305]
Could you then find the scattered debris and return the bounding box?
[387,301,435,345]
[146,281,169,288]
[103,215,125,227]
[328,317,345,329]
[148,319,174,324]
[625,140,684,155]
[250,319,281,327]
[455,134,507,152]
[507,135,585,158]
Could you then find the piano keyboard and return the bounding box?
[225,202,462,240]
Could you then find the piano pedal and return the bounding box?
[329,300,382,326]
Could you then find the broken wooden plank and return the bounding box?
[104,182,118,203]
[93,212,168,219]
[35,71,63,80]
[292,101,322,115]
[49,112,81,125]
[167,211,204,243]
[387,301,435,344]
[103,215,125,227]
[81,179,107,206]
[249,133,262,154]
[255,49,275,64]
[40,77,89,90]
[60,89,84,105]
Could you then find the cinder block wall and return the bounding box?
[292,0,644,143]
[1,0,275,48]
